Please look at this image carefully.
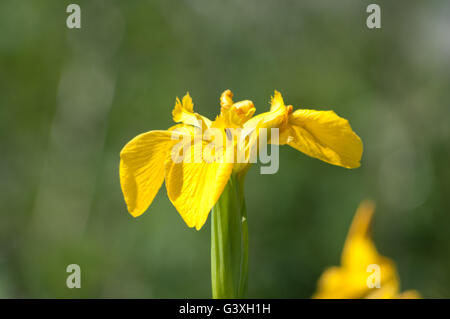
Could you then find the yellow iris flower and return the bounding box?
[313,200,420,299]
[119,90,363,230]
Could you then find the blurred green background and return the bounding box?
[1,0,449,298]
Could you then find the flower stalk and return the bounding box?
[211,173,248,298]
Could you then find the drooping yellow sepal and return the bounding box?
[244,90,363,169]
[284,109,363,168]
[165,150,234,230]
[119,130,184,217]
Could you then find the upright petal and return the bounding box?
[220,89,234,109]
[285,109,363,168]
[269,90,287,112]
[341,200,378,267]
[341,201,398,290]
[165,139,234,230]
[239,91,291,166]
[120,130,184,217]
[172,92,212,129]
[214,90,256,129]
[243,91,290,132]
[313,201,400,299]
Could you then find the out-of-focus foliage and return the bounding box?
[0,0,449,298]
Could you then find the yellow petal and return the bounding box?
[240,91,291,161]
[269,90,286,112]
[172,93,195,125]
[341,200,378,268]
[313,261,399,299]
[283,109,363,168]
[243,90,362,169]
[313,267,355,299]
[164,140,234,230]
[220,89,234,109]
[341,201,398,284]
[244,90,290,132]
[366,279,421,299]
[313,201,400,299]
[214,90,256,129]
[119,130,184,217]
[314,267,377,299]
[172,92,212,129]
[396,290,421,299]
[365,280,399,299]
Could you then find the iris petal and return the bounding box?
[120,130,184,217]
[285,109,363,168]
[165,139,234,230]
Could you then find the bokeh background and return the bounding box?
[1,0,449,298]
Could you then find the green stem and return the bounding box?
[211,173,248,299]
